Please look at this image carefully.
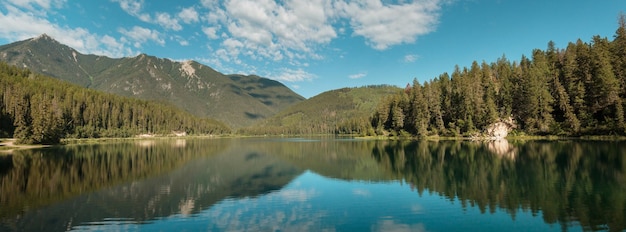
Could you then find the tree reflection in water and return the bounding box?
[371,140,626,231]
[0,138,624,231]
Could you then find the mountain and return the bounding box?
[0,62,230,143]
[0,34,305,128]
[242,85,401,135]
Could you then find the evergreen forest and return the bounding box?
[372,17,626,137]
[2,18,626,143]
[0,62,230,144]
[240,85,400,136]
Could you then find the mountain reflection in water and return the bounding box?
[0,138,624,231]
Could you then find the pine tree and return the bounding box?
[438,72,453,134]
[590,35,624,131]
[481,61,499,127]
[612,13,626,98]
[545,41,581,134]
[514,52,554,134]
[530,50,555,133]
[367,18,626,136]
[425,80,446,134]
[0,62,230,143]
[494,55,514,117]
[372,96,391,133]
[12,94,32,144]
[409,80,429,136]
[561,42,591,129]
[613,14,626,134]
[390,95,405,131]
[552,73,580,133]
[29,93,64,144]
[450,66,476,133]
[468,61,485,128]
[574,39,595,128]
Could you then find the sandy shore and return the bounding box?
[0,139,48,153]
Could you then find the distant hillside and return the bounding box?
[241,85,401,135]
[0,35,305,128]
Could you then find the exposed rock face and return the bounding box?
[0,35,306,128]
[484,117,516,140]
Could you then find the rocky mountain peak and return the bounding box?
[32,33,60,44]
[0,35,306,128]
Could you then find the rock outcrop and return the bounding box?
[484,117,517,140]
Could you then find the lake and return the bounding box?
[0,138,625,231]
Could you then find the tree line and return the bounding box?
[373,16,626,137]
[0,62,230,144]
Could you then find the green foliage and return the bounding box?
[0,37,304,128]
[0,62,230,144]
[374,20,626,137]
[240,85,401,135]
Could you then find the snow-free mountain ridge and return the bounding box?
[0,34,305,128]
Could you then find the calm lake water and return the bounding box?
[1,138,625,232]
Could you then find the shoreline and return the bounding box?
[2,134,625,154]
[0,139,49,154]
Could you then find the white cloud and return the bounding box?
[271,68,316,82]
[404,54,420,63]
[0,0,447,87]
[0,3,132,57]
[207,0,338,63]
[200,0,219,8]
[0,5,60,39]
[114,0,151,22]
[178,7,199,24]
[202,26,220,39]
[194,56,233,74]
[6,0,65,11]
[348,72,367,79]
[99,35,134,57]
[226,19,273,46]
[114,0,141,14]
[196,0,445,80]
[114,0,193,31]
[155,12,182,31]
[172,35,189,46]
[222,38,243,51]
[202,1,228,24]
[119,26,164,47]
[337,0,442,50]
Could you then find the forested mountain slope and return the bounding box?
[0,62,229,144]
[242,85,401,135]
[0,35,304,128]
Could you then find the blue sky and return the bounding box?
[0,0,624,98]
